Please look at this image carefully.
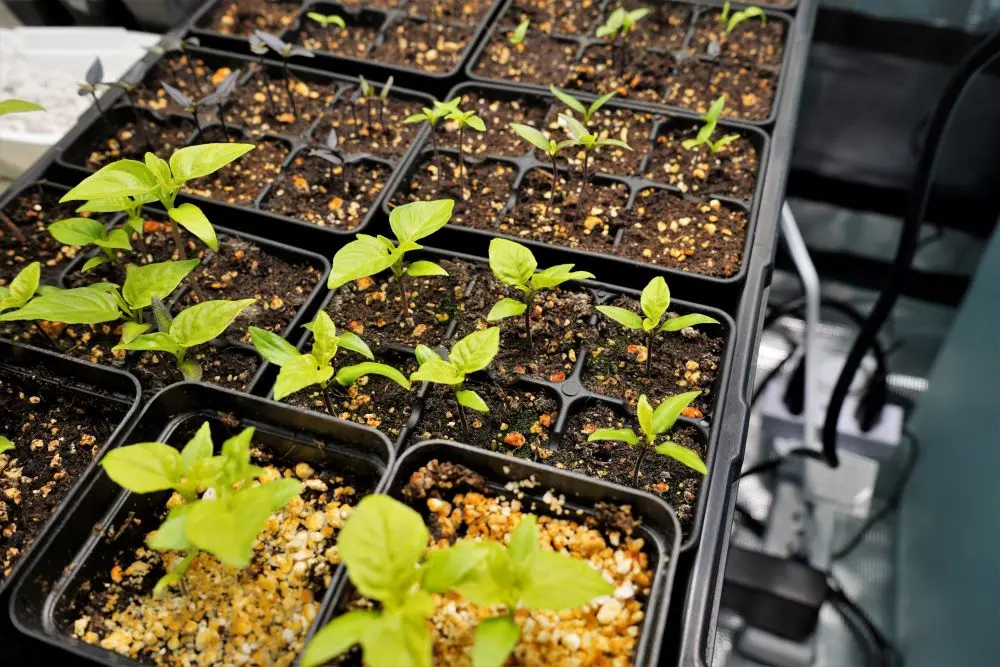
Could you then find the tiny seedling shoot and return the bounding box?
[198,68,242,137]
[715,2,767,63]
[595,276,719,375]
[446,106,486,193]
[549,85,616,128]
[300,495,611,667]
[100,422,302,595]
[509,122,573,215]
[309,129,345,191]
[411,327,500,438]
[508,19,529,45]
[682,94,740,153]
[328,199,453,318]
[596,6,651,72]
[589,392,708,486]
[78,57,110,128]
[250,311,410,415]
[403,97,462,179]
[355,75,395,132]
[253,30,315,120]
[486,238,594,350]
[558,114,631,216]
[306,11,346,32]
[249,33,281,116]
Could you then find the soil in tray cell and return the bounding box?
[0,370,126,584]
[629,2,694,51]
[474,31,578,85]
[78,115,193,170]
[540,106,654,177]
[501,169,628,254]
[132,345,259,394]
[230,71,338,138]
[0,186,102,285]
[665,58,778,122]
[584,293,725,416]
[295,16,380,58]
[136,55,222,116]
[692,10,787,67]
[261,155,390,231]
[369,20,472,73]
[408,382,558,458]
[440,92,548,158]
[184,132,289,205]
[567,45,671,104]
[512,0,602,36]
[392,154,516,229]
[562,403,705,532]
[407,0,495,23]
[644,124,760,202]
[619,188,747,278]
[203,0,300,35]
[320,95,421,159]
[68,448,365,665]
[324,259,481,351]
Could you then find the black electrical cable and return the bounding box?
[822,25,1000,468]
[827,573,904,667]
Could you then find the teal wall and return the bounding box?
[822,0,999,30]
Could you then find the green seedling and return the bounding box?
[100,422,302,595]
[403,97,462,180]
[328,199,453,317]
[252,31,315,119]
[0,436,13,455]
[487,238,593,350]
[596,276,719,375]
[411,327,500,438]
[558,113,631,216]
[549,86,615,128]
[355,75,394,131]
[248,34,281,116]
[306,12,346,30]
[49,217,131,271]
[589,392,707,486]
[0,262,40,314]
[682,94,739,153]
[250,311,410,415]
[509,122,574,215]
[726,5,765,33]
[77,57,110,128]
[446,107,486,193]
[59,144,255,300]
[0,99,43,117]
[596,6,651,71]
[508,19,530,45]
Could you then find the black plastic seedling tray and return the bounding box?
[318,439,683,665]
[184,0,507,95]
[10,382,395,665]
[466,0,795,126]
[378,81,770,308]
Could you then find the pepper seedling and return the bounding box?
[595,6,651,71]
[549,86,616,128]
[115,296,255,381]
[197,68,242,137]
[509,122,573,215]
[100,422,302,595]
[250,310,410,415]
[411,327,500,438]
[306,11,346,31]
[252,30,315,120]
[328,199,453,317]
[445,106,486,194]
[0,99,43,117]
[0,262,40,314]
[308,129,345,192]
[726,4,765,33]
[151,36,206,97]
[49,217,132,271]
[248,33,281,116]
[682,94,739,153]
[77,57,110,128]
[486,238,593,350]
[595,276,719,375]
[589,392,707,485]
[403,97,462,180]
[558,113,631,215]
[355,75,394,132]
[508,18,529,45]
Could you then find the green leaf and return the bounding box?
[114,331,181,356]
[249,326,302,366]
[414,344,442,365]
[472,615,520,667]
[456,388,489,413]
[144,152,172,185]
[487,298,527,322]
[453,542,513,607]
[146,504,193,551]
[711,134,740,152]
[506,514,538,575]
[549,86,586,115]
[411,358,463,385]
[529,264,594,290]
[704,95,727,124]
[121,321,150,344]
[0,98,43,116]
[728,7,765,33]
[301,610,380,667]
[640,277,670,323]
[168,203,218,251]
[558,113,589,141]
[595,137,632,151]
[405,260,448,277]
[509,123,550,152]
[82,256,109,272]
[76,197,130,214]
[101,442,183,493]
[122,259,199,309]
[0,287,122,324]
[587,428,639,446]
[304,310,340,366]
[0,262,40,311]
[0,436,14,454]
[273,354,332,400]
[180,422,214,472]
[168,143,255,182]
[587,91,617,120]
[95,227,132,251]
[362,609,432,667]
[338,495,429,603]
[509,18,529,44]
[661,313,720,332]
[594,305,643,330]
[651,391,701,434]
[48,217,105,246]
[421,540,493,593]
[389,199,455,244]
[655,440,708,475]
[637,394,655,440]
[335,362,411,390]
[489,238,536,288]
[328,234,396,289]
[336,331,374,360]
[60,159,158,201]
[220,426,256,485]
[518,550,613,609]
[450,327,500,374]
[170,298,255,348]
[465,115,486,132]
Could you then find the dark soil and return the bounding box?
[370,20,472,73]
[440,93,548,158]
[324,259,482,352]
[204,0,300,35]
[262,155,390,231]
[644,123,760,201]
[136,55,216,116]
[0,321,124,368]
[665,58,778,122]
[541,106,654,176]
[407,0,494,23]
[584,294,726,416]
[321,95,421,159]
[0,367,127,583]
[516,0,602,35]
[132,345,259,395]
[408,382,558,458]
[627,3,694,51]
[568,45,671,104]
[619,188,748,278]
[392,154,517,229]
[692,10,787,67]
[75,116,192,171]
[561,403,704,533]
[296,18,380,58]
[330,0,402,8]
[474,33,578,85]
[185,132,289,205]
[230,70,338,137]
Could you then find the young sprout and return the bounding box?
[509,123,572,215]
[595,6,651,71]
[306,11,346,30]
[252,30,315,119]
[0,99,43,117]
[446,107,486,194]
[588,392,707,486]
[0,262,40,314]
[558,113,631,216]
[77,57,110,127]
[681,94,739,153]
[249,33,280,116]
[250,311,410,415]
[403,97,461,179]
[49,217,132,271]
[549,86,616,128]
[411,327,500,438]
[486,238,593,350]
[161,82,208,140]
[328,199,453,317]
[378,75,393,128]
[100,422,302,594]
[508,18,529,45]
[726,5,766,33]
[152,36,206,97]
[308,130,345,192]
[595,276,719,375]
[198,68,242,137]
